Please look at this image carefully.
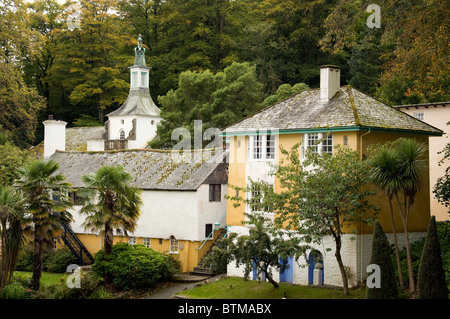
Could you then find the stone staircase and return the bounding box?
[189,228,227,276]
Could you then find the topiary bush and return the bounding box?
[417,216,449,299]
[366,221,398,299]
[92,243,176,290]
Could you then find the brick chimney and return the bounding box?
[320,65,341,103]
[43,115,67,157]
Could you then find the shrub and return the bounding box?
[417,216,449,299]
[0,282,32,299]
[43,248,78,273]
[92,243,176,290]
[366,221,398,299]
[14,246,34,272]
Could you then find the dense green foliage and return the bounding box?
[92,243,175,289]
[0,0,446,147]
[417,217,449,298]
[366,221,398,299]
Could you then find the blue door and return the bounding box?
[252,260,266,281]
[279,256,294,283]
[308,250,324,285]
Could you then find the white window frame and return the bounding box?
[249,184,274,213]
[248,134,276,161]
[413,112,424,121]
[128,237,137,246]
[143,237,151,248]
[301,133,333,161]
[169,236,179,254]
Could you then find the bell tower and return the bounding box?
[105,34,162,150]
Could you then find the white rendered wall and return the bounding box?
[43,120,67,157]
[108,115,160,149]
[195,184,228,240]
[87,139,105,152]
[226,225,426,287]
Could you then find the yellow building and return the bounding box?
[222,65,443,286]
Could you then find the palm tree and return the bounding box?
[79,165,142,288]
[369,145,404,287]
[394,138,427,294]
[0,185,29,291]
[16,160,73,291]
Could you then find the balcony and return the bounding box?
[104,139,128,151]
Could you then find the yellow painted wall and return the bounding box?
[226,130,431,235]
[61,229,224,273]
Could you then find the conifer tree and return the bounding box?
[417,216,449,299]
[366,221,398,299]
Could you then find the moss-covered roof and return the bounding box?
[223,86,443,136]
[49,148,228,191]
[29,126,107,158]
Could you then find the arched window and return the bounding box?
[308,250,324,285]
[119,130,125,140]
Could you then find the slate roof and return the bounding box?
[223,86,443,136]
[49,148,228,191]
[107,88,161,117]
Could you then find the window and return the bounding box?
[131,71,138,87]
[302,133,333,160]
[119,130,125,140]
[209,184,221,202]
[128,237,137,246]
[322,134,333,154]
[266,135,276,159]
[69,189,83,206]
[205,224,213,238]
[249,135,276,160]
[170,236,178,254]
[414,112,424,121]
[252,135,263,159]
[143,238,151,248]
[140,71,147,87]
[250,184,273,213]
[307,133,319,155]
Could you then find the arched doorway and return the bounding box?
[279,256,294,283]
[308,250,324,285]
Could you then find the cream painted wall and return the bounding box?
[398,105,449,221]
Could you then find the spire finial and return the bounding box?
[134,34,146,66]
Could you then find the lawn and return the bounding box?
[176,277,366,299]
[14,271,69,285]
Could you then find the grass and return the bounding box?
[176,277,366,299]
[14,271,69,285]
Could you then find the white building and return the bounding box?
[42,34,162,157]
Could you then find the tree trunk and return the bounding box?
[103,226,114,289]
[395,193,415,294]
[32,236,43,291]
[388,197,404,287]
[335,238,349,295]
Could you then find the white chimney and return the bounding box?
[43,115,67,157]
[320,65,341,103]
